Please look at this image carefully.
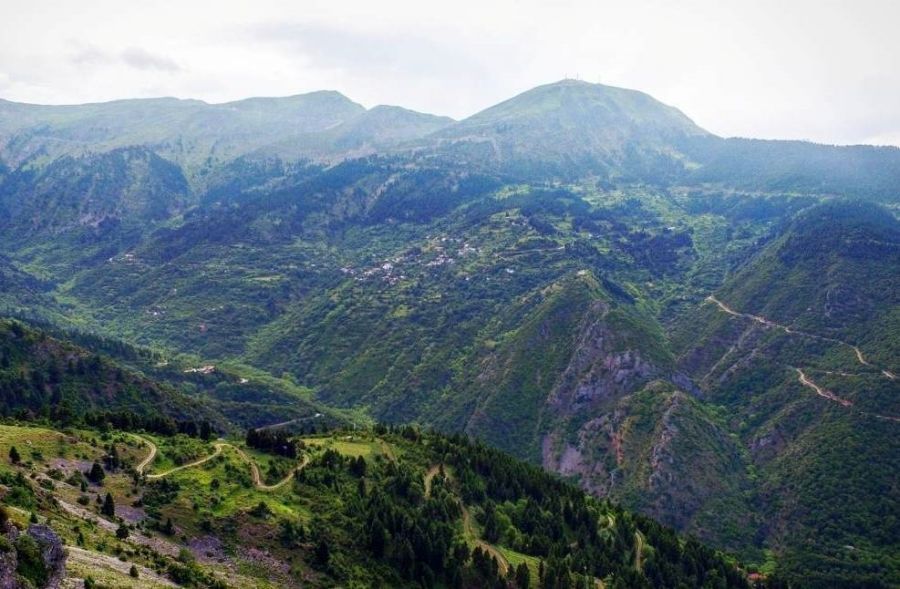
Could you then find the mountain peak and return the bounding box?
[431,79,709,177]
[463,79,706,132]
[221,90,365,119]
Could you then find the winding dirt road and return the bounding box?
[138,439,309,490]
[706,296,891,377]
[133,434,158,474]
[145,443,225,480]
[461,502,510,575]
[795,368,853,407]
[707,296,900,423]
[424,464,441,498]
[794,369,900,422]
[634,531,645,572]
[228,444,310,490]
[424,463,509,574]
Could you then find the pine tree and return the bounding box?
[516,563,531,588]
[315,537,331,567]
[101,492,115,517]
[106,445,120,470]
[370,520,387,558]
[351,455,367,477]
[87,462,105,484]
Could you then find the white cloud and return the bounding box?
[120,47,181,73]
[0,0,897,145]
[69,43,181,72]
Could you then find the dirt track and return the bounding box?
[706,295,893,378]
[708,296,900,423]
[137,438,309,490]
[133,434,157,474]
[425,463,510,574]
[795,368,853,407]
[145,443,225,479]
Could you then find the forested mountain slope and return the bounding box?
[0,318,223,431]
[0,319,345,433]
[0,334,749,588]
[673,201,900,585]
[0,80,897,587]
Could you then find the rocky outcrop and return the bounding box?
[27,525,66,589]
[545,381,757,552]
[541,300,664,494]
[0,524,19,589]
[0,522,66,589]
[546,301,657,412]
[542,415,620,496]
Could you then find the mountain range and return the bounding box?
[0,79,898,588]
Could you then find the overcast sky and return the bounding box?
[1,0,898,146]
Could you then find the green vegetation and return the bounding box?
[0,80,897,587]
[0,420,749,588]
[674,201,900,586]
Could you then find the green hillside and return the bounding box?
[0,319,347,433]
[431,79,708,179]
[673,201,900,585]
[0,81,897,588]
[0,318,222,432]
[0,419,750,588]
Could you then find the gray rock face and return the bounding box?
[26,525,66,589]
[0,523,66,589]
[0,525,19,589]
[546,301,657,413]
[542,301,663,496]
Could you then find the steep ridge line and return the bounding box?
[706,296,893,378]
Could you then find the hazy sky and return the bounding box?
[1,0,898,146]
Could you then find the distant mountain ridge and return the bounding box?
[0,79,898,587]
[4,79,899,197]
[0,91,450,182]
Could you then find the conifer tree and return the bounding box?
[101,492,115,517]
[87,462,105,483]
